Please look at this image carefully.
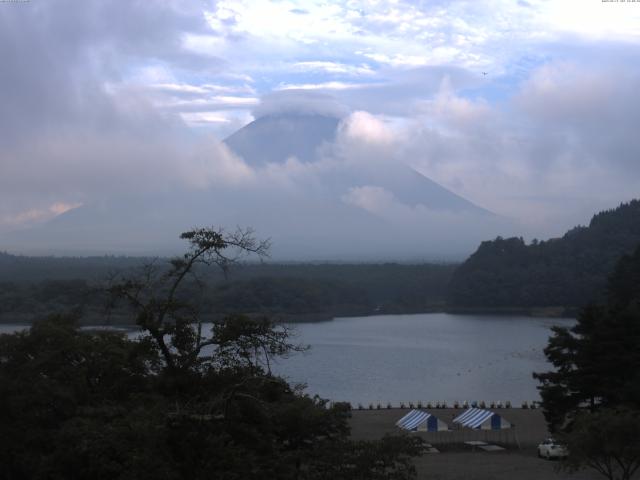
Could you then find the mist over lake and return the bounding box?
[272,313,573,405]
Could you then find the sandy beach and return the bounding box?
[349,408,611,480]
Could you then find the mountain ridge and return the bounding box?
[447,199,640,310]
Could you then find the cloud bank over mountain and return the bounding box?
[252,91,349,119]
[4,109,509,259]
[1,0,640,257]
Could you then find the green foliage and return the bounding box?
[448,200,640,309]
[561,408,640,480]
[0,229,422,479]
[0,316,420,480]
[534,244,640,430]
[535,245,640,480]
[303,435,424,480]
[0,315,161,480]
[209,314,304,374]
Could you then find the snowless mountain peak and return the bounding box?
[3,112,513,259]
[225,114,340,166]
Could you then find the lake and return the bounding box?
[272,313,572,406]
[0,313,572,406]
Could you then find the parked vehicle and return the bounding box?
[537,438,568,459]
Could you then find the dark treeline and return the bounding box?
[0,255,455,323]
[535,243,640,429]
[0,252,146,283]
[222,263,454,316]
[448,200,640,312]
[533,243,640,480]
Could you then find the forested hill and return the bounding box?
[447,200,640,311]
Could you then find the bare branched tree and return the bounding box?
[107,226,272,372]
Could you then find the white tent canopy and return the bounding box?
[396,410,449,432]
[453,408,511,430]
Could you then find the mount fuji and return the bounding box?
[3,112,509,260]
[225,113,490,214]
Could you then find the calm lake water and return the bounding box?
[0,313,572,405]
[272,313,573,405]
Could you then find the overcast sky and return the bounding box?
[1,0,640,246]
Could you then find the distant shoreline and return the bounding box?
[443,306,577,318]
[0,306,577,326]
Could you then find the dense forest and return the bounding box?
[0,254,455,323]
[0,228,422,479]
[532,244,640,479]
[448,200,640,311]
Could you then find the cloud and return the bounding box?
[336,111,396,150]
[515,62,615,123]
[338,184,509,254]
[252,90,349,119]
[362,53,431,68]
[394,58,640,235]
[277,81,370,91]
[0,0,255,232]
[185,142,256,189]
[291,61,374,76]
[2,0,640,255]
[247,58,640,239]
[1,203,83,229]
[160,95,260,112]
[341,185,396,215]
[415,76,491,130]
[149,83,256,96]
[234,68,640,237]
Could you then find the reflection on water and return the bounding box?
[272,313,573,405]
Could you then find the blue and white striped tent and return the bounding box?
[453,408,511,430]
[396,410,448,432]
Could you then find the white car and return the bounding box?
[537,438,568,459]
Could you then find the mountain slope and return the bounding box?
[225,114,340,166]
[3,113,507,259]
[224,113,491,214]
[447,199,640,309]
